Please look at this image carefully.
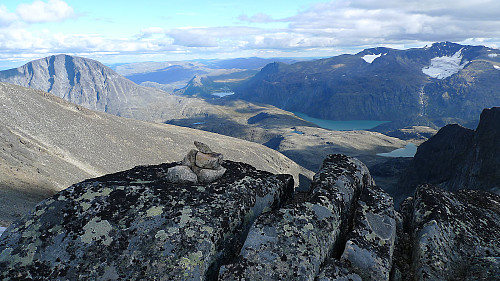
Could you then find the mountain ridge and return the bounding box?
[176,42,500,128]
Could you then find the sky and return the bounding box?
[0,0,500,69]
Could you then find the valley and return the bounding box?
[0,42,498,229]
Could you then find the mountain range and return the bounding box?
[111,57,301,93]
[181,42,500,129]
[0,54,409,171]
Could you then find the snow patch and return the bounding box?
[422,49,468,79]
[212,92,234,97]
[488,53,498,58]
[494,65,500,70]
[362,53,383,63]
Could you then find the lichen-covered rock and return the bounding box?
[316,259,362,281]
[219,154,374,280]
[194,141,214,154]
[406,184,500,280]
[165,165,198,183]
[337,185,396,281]
[0,161,294,280]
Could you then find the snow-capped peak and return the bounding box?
[422,49,468,79]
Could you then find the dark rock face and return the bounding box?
[402,107,500,195]
[219,155,376,280]
[0,161,293,280]
[396,184,500,281]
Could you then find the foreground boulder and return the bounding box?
[219,154,375,280]
[0,161,293,280]
[396,184,500,280]
[324,185,397,281]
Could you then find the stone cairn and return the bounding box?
[165,141,226,184]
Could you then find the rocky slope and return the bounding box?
[1,153,498,280]
[0,82,312,226]
[210,42,500,129]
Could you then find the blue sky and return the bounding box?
[1,0,500,69]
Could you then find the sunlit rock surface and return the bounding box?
[219,154,374,280]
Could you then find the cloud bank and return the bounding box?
[0,0,499,68]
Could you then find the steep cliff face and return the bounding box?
[402,107,500,195]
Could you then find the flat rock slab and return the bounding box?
[0,161,293,280]
[220,154,374,280]
[408,184,500,281]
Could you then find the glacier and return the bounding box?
[422,49,468,79]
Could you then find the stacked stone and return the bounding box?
[165,141,226,184]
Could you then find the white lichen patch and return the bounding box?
[81,218,113,245]
[146,206,164,217]
[155,230,168,241]
[81,202,92,211]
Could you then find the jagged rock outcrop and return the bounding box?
[0,161,293,280]
[402,107,500,196]
[333,185,396,280]
[395,184,500,281]
[219,155,376,280]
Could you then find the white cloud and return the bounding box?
[16,0,75,23]
[0,5,18,27]
[2,0,500,68]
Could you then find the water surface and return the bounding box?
[377,143,417,158]
[293,112,389,131]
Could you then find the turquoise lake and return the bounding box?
[293,112,389,131]
[376,143,417,158]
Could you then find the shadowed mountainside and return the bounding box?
[179,42,500,129]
